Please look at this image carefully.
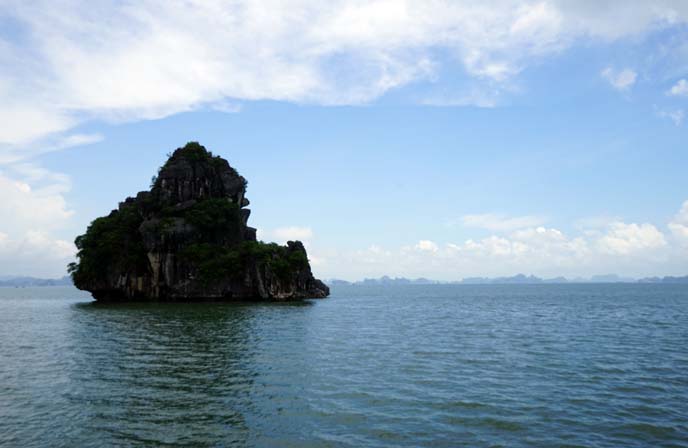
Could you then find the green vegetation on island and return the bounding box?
[69,142,328,301]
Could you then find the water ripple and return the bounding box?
[1,284,687,447]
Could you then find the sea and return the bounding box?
[1,284,686,447]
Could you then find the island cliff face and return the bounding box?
[69,142,329,301]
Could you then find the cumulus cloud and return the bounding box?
[667,79,688,96]
[597,222,666,255]
[0,127,97,276]
[0,231,75,278]
[315,202,688,280]
[601,67,637,91]
[0,168,76,277]
[1,0,687,145]
[0,169,73,232]
[460,213,546,232]
[0,230,74,255]
[669,200,688,245]
[2,0,688,278]
[415,240,439,252]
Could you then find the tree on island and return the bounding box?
[69,142,329,301]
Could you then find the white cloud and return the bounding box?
[273,226,314,242]
[415,240,439,252]
[355,244,392,264]
[209,100,243,114]
[667,78,688,96]
[657,108,685,125]
[601,67,637,91]
[669,200,688,245]
[460,213,546,231]
[463,236,516,257]
[0,230,75,278]
[0,168,76,277]
[259,226,314,244]
[420,89,500,108]
[0,121,94,277]
[257,226,330,267]
[0,169,73,232]
[0,133,103,165]
[1,1,688,278]
[597,222,666,255]
[315,202,688,280]
[1,0,687,145]
[0,104,73,146]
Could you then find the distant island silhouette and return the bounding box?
[2,273,686,288]
[67,142,329,301]
[0,276,72,287]
[328,274,688,286]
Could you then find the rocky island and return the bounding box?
[69,142,329,301]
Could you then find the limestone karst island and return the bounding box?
[68,142,329,301]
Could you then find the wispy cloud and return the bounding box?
[656,108,685,126]
[601,67,637,91]
[1,1,687,146]
[208,100,243,114]
[0,133,103,165]
[459,213,547,232]
[667,79,688,96]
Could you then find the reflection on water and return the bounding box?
[1,285,688,447]
[68,302,276,446]
[1,289,317,447]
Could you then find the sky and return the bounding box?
[0,0,687,280]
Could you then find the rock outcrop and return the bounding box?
[69,142,329,301]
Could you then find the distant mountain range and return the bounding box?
[328,276,441,286]
[2,273,687,288]
[0,276,72,287]
[328,274,688,286]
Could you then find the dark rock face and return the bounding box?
[69,142,329,301]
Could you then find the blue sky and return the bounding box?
[0,1,687,279]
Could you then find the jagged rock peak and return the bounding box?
[69,142,329,302]
[152,142,249,206]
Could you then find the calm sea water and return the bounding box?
[1,284,687,447]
